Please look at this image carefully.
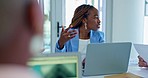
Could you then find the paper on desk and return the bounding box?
[104,72,143,78]
[134,44,148,63]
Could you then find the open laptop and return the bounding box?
[83,42,132,76]
[28,52,82,78]
[134,44,148,63]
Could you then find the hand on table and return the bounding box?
[138,56,148,67]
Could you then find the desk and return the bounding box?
[128,64,148,77]
[83,64,148,78]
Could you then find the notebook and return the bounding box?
[83,42,132,76]
[28,52,82,78]
[134,44,148,63]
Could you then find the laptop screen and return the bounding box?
[28,53,81,78]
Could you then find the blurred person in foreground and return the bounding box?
[0,0,43,78]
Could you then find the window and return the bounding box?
[43,0,51,52]
[38,0,51,52]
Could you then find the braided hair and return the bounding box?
[70,4,95,28]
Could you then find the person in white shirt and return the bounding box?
[0,0,43,78]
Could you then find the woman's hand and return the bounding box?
[58,25,77,49]
[138,56,148,67]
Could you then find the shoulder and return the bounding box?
[97,31,104,35]
[91,30,104,36]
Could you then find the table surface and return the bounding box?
[83,63,148,78]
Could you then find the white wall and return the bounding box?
[106,0,145,62]
[112,0,144,43]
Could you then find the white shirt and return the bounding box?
[78,39,90,54]
[78,39,90,61]
[0,64,42,78]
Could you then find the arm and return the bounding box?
[55,25,77,52]
[55,41,66,52]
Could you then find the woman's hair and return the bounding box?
[70,4,95,28]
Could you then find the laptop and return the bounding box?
[134,44,148,63]
[83,42,132,76]
[28,52,82,78]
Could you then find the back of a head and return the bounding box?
[0,0,41,65]
[0,0,29,44]
[0,1,43,78]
